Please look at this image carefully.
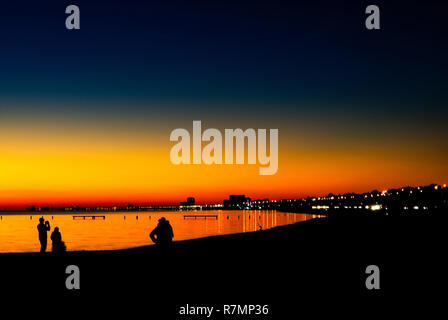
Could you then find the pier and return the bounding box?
[73,215,106,220]
[184,215,218,220]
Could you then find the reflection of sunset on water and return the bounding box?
[0,210,319,253]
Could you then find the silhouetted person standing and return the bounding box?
[150,217,174,247]
[50,227,66,253]
[37,217,50,252]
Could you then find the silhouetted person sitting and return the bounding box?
[50,227,66,253]
[37,217,50,253]
[150,217,174,247]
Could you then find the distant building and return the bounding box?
[223,195,250,209]
[180,197,195,206]
[251,199,270,209]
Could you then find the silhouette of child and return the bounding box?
[50,227,66,253]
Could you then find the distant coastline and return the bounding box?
[2,183,446,216]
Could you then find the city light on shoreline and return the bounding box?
[1,183,445,215]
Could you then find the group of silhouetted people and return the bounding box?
[37,217,66,253]
[36,215,173,253]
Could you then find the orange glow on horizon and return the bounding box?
[1,113,447,209]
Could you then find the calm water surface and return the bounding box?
[0,210,318,253]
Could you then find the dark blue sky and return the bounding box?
[0,0,447,116]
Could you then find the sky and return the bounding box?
[0,0,447,208]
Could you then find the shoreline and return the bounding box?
[0,213,443,256]
[0,216,321,256]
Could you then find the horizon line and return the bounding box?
[0,182,445,210]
